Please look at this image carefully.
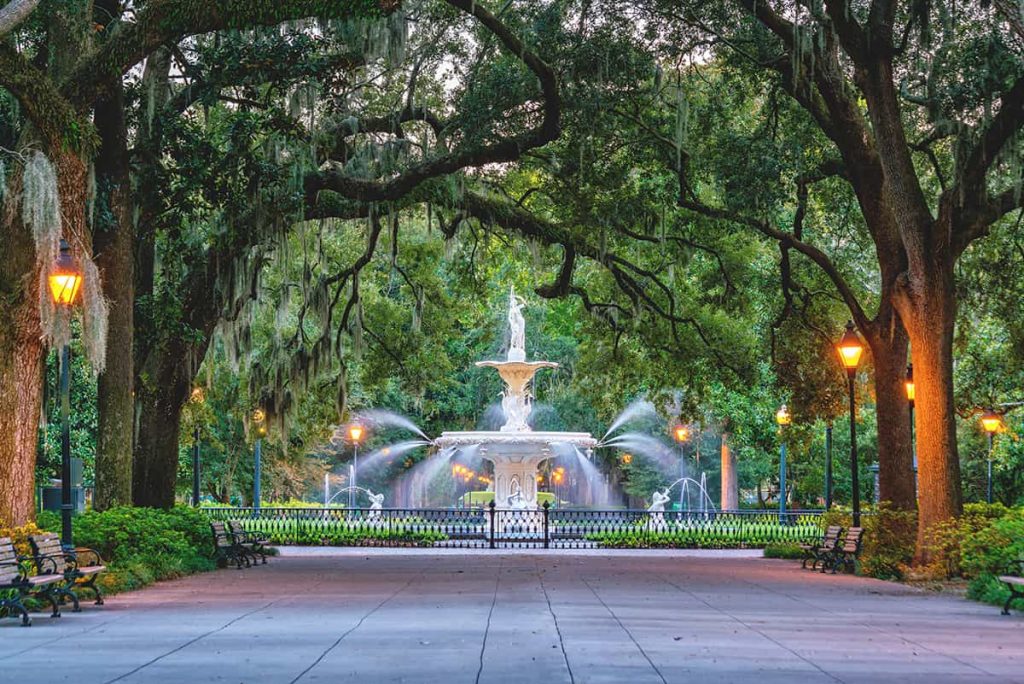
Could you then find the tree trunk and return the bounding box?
[867,313,917,510]
[0,140,89,524]
[132,353,190,508]
[0,303,43,525]
[92,84,134,510]
[898,255,962,558]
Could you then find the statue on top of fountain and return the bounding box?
[507,285,527,362]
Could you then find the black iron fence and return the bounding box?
[204,505,824,550]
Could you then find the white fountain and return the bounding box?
[434,287,597,509]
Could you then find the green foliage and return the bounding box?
[36,507,215,594]
[228,516,448,546]
[763,542,804,559]
[587,515,819,549]
[821,504,916,579]
[919,504,1024,607]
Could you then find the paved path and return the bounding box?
[2,550,1021,683]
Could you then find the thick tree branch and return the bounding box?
[0,0,39,38]
[305,0,560,203]
[62,0,398,109]
[0,43,94,152]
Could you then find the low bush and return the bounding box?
[820,504,917,579]
[36,506,216,594]
[763,542,804,559]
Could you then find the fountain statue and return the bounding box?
[435,288,597,510]
[507,286,527,362]
[648,489,671,513]
[367,489,385,511]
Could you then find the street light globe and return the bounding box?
[252,408,266,424]
[49,240,82,306]
[836,320,865,372]
[620,453,633,465]
[673,425,690,443]
[190,386,205,404]
[904,364,915,403]
[981,410,1003,434]
[775,404,792,426]
[348,424,364,442]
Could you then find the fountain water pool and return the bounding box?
[434,286,597,509]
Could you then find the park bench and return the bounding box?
[0,537,63,626]
[800,525,843,570]
[28,533,106,611]
[998,559,1024,615]
[211,521,249,569]
[227,521,269,565]
[824,527,864,574]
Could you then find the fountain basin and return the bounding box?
[436,431,597,509]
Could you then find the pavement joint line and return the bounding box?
[4,614,126,658]
[102,567,335,684]
[534,558,575,684]
[475,556,504,684]
[581,576,668,684]
[654,571,847,684]
[102,595,287,684]
[731,567,1009,681]
[289,570,423,684]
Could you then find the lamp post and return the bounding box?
[837,320,865,526]
[980,410,1002,504]
[49,240,82,548]
[348,423,364,508]
[775,404,791,520]
[252,409,265,509]
[672,424,690,512]
[824,421,833,509]
[190,386,204,507]
[905,364,917,495]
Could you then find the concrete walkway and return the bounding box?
[1,550,1021,683]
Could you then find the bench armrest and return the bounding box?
[32,553,67,575]
[71,547,105,568]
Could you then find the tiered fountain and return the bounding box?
[434,287,597,509]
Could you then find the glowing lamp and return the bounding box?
[673,425,690,443]
[981,410,1003,434]
[905,364,915,403]
[252,408,266,424]
[348,424,364,442]
[49,240,82,306]
[775,404,791,426]
[836,320,864,374]
[621,453,633,465]
[189,386,205,404]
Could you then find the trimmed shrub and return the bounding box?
[763,542,804,559]
[36,506,216,594]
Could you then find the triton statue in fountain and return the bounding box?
[435,287,597,509]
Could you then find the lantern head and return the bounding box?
[775,404,792,426]
[49,240,82,306]
[673,425,690,443]
[837,320,865,373]
[348,424,364,443]
[981,410,1003,434]
[905,364,915,404]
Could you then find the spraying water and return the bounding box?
[355,440,431,474]
[355,408,431,441]
[602,398,659,441]
[601,432,676,469]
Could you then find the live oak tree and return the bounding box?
[641,0,1024,556]
[0,0,400,524]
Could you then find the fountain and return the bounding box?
[434,286,597,509]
